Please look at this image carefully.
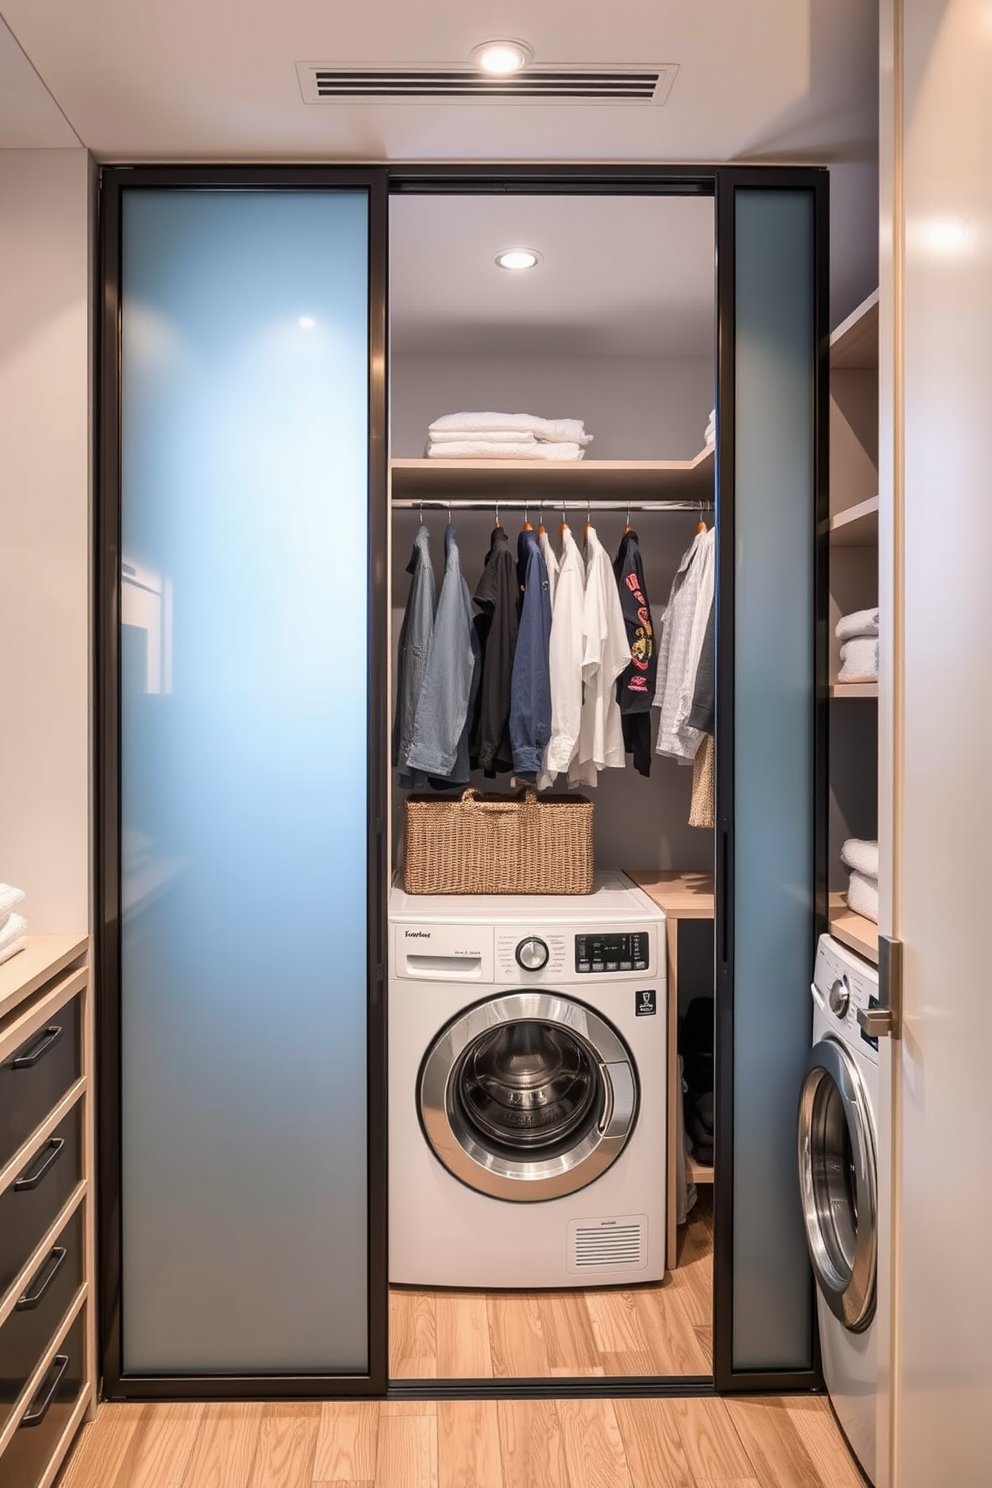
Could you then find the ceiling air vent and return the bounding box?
[297,63,678,107]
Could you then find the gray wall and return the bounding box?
[391,353,715,460]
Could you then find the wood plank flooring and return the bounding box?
[58,1392,866,1488]
[390,1189,714,1379]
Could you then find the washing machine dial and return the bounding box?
[515,936,550,972]
[828,977,850,1018]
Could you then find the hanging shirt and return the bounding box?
[393,525,436,789]
[509,529,553,782]
[613,528,657,778]
[539,528,560,608]
[470,525,519,776]
[569,526,629,788]
[653,528,715,761]
[538,525,586,788]
[406,525,480,782]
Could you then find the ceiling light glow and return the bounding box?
[298,316,316,329]
[471,39,533,75]
[495,248,542,271]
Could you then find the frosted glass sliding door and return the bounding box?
[721,183,823,1375]
[118,188,372,1375]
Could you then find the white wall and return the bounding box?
[391,353,715,460]
[0,148,91,932]
[879,2,992,1482]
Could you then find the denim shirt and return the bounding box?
[509,529,553,781]
[406,525,480,782]
[394,526,436,788]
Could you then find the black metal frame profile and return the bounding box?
[712,166,830,1395]
[96,159,828,1405]
[95,164,390,1400]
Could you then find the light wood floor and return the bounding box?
[390,1189,714,1379]
[59,1392,866,1488]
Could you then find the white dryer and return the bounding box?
[388,872,667,1289]
[799,934,879,1485]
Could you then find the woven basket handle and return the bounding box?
[459,787,539,811]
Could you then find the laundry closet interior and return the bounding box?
[387,186,718,1384]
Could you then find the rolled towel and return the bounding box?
[846,870,879,924]
[841,838,879,879]
[429,411,593,446]
[428,440,585,461]
[0,883,25,926]
[429,428,536,444]
[836,607,879,641]
[838,636,878,681]
[0,910,28,958]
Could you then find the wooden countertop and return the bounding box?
[0,935,89,1022]
[626,869,715,920]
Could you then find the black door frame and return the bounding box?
[95,161,828,1402]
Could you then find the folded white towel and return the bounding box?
[0,910,27,954]
[429,411,593,446]
[428,428,536,445]
[428,440,585,461]
[838,636,878,681]
[0,883,25,925]
[836,607,879,641]
[846,870,879,924]
[841,838,879,878]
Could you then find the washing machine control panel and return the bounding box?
[495,931,570,979]
[574,932,650,974]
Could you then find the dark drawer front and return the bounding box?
[0,1308,85,1488]
[0,1105,82,1299]
[0,995,81,1173]
[0,1207,84,1439]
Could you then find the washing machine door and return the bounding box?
[419,991,638,1203]
[798,1036,877,1331]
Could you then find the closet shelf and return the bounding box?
[390,446,714,502]
[0,934,89,1021]
[826,495,879,546]
[830,288,879,371]
[688,1156,714,1186]
[624,869,715,920]
[829,894,879,965]
[829,681,878,698]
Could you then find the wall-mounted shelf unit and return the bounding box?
[390,446,714,502]
[829,682,878,699]
[827,494,879,547]
[828,894,879,965]
[830,288,879,371]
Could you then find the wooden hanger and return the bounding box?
[493,501,501,529]
[521,499,532,532]
[696,501,707,535]
[559,499,569,540]
[537,502,546,537]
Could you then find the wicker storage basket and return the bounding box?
[403,788,594,895]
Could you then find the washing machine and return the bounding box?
[388,871,667,1289]
[799,934,879,1485]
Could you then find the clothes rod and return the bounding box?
[391,499,714,513]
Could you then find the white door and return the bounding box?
[879,2,992,1482]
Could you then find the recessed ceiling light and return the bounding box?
[471,39,534,75]
[298,316,316,329]
[495,248,543,271]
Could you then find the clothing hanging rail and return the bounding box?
[391,499,714,513]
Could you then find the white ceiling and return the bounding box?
[390,194,715,358]
[0,0,879,324]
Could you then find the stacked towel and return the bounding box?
[703,407,716,447]
[841,839,879,924]
[0,884,27,965]
[836,606,879,681]
[426,411,592,461]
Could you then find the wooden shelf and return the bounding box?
[827,494,879,546]
[625,868,715,920]
[830,288,879,370]
[0,934,88,1022]
[390,446,714,502]
[829,681,878,698]
[688,1156,714,1185]
[829,893,879,964]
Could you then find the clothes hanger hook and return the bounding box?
[494,500,500,528]
[418,499,424,524]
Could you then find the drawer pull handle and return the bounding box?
[14,1138,65,1192]
[21,1353,69,1428]
[16,1246,68,1311]
[13,1025,64,1069]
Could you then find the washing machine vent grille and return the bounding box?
[567,1215,647,1272]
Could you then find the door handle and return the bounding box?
[13,1024,63,1069]
[17,1247,68,1311]
[14,1138,65,1191]
[21,1354,69,1427]
[857,1005,894,1038]
[856,935,902,1041]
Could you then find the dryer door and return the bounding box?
[798,1036,877,1331]
[419,992,638,1203]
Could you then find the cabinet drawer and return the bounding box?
[0,1106,82,1298]
[0,1207,84,1441]
[0,996,81,1173]
[0,1306,85,1488]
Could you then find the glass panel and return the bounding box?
[120,188,370,1374]
[733,187,816,1371]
